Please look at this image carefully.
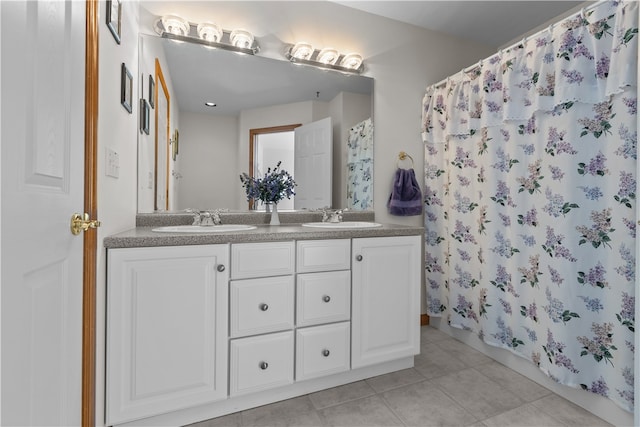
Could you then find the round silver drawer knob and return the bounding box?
[322,349,330,357]
[259,303,269,311]
[355,254,363,261]
[323,295,331,303]
[259,361,269,370]
[217,264,225,272]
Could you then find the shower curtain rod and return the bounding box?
[428,0,604,90]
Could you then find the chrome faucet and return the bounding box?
[185,209,202,225]
[186,209,226,226]
[200,211,215,226]
[321,208,347,223]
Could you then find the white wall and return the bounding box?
[95,0,141,422]
[177,113,238,210]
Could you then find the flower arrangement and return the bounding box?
[239,161,296,205]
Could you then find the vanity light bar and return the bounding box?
[154,16,260,55]
[285,43,364,74]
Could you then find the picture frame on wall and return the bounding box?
[148,75,155,109]
[106,0,122,44]
[172,130,179,161]
[121,63,133,113]
[140,99,150,135]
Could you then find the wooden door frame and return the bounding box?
[83,1,98,426]
[154,59,170,211]
[248,124,301,210]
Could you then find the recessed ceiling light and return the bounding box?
[205,102,217,107]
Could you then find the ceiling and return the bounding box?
[335,1,586,48]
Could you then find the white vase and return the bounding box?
[270,203,280,225]
[264,202,271,213]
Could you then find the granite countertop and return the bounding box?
[104,223,424,249]
[104,211,424,248]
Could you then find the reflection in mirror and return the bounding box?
[137,32,373,213]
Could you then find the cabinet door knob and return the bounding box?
[322,349,330,357]
[323,295,331,303]
[259,361,269,370]
[217,264,225,272]
[259,303,269,311]
[355,254,363,261]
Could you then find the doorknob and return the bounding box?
[70,213,101,235]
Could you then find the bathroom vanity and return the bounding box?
[104,213,423,426]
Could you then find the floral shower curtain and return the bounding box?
[347,118,374,210]
[422,0,637,411]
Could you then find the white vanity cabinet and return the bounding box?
[106,245,229,426]
[104,232,422,426]
[352,236,421,368]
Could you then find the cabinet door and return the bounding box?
[106,245,229,425]
[352,236,421,368]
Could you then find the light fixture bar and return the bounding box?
[155,18,260,55]
[285,44,364,74]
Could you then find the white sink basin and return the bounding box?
[301,221,383,229]
[152,224,257,233]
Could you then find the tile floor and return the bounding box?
[189,326,612,427]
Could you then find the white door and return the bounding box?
[1,2,85,425]
[294,117,332,209]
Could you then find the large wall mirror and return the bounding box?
[137,9,374,214]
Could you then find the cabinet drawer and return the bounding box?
[296,322,350,381]
[230,276,294,338]
[230,331,294,396]
[296,271,351,327]
[231,242,295,279]
[296,239,350,273]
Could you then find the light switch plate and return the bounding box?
[106,147,120,178]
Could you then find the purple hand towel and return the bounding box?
[388,168,423,216]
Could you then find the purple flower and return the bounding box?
[577,323,617,366]
[548,265,564,286]
[578,186,603,200]
[549,165,565,181]
[240,161,296,204]
[578,151,609,176]
[582,377,609,397]
[498,298,512,315]
[595,55,610,79]
[615,244,635,282]
[561,69,584,84]
[578,296,603,312]
[545,127,576,156]
[623,97,637,115]
[491,230,519,258]
[615,125,637,160]
[578,262,609,288]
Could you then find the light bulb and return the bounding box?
[197,22,222,43]
[339,53,363,70]
[161,15,190,36]
[230,29,254,49]
[317,48,339,65]
[290,42,314,60]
